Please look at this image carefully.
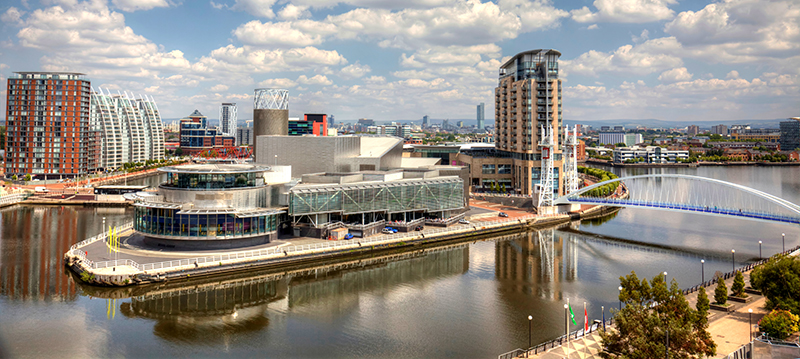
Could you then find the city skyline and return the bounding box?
[0,0,797,122]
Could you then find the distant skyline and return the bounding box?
[0,0,797,123]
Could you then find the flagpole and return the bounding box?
[566,298,570,359]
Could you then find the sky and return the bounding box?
[0,0,797,123]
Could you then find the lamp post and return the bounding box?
[701,259,705,283]
[748,308,753,342]
[528,315,532,351]
[618,286,623,310]
[274,154,278,167]
[564,303,569,358]
[102,217,106,237]
[782,233,785,252]
[663,271,668,287]
[759,241,762,259]
[731,249,736,272]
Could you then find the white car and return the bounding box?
[458,219,470,224]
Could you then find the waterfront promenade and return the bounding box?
[512,247,800,359]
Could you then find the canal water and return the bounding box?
[0,167,797,358]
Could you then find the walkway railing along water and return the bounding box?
[0,193,29,206]
[70,212,567,273]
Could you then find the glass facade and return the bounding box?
[134,206,279,239]
[290,180,464,216]
[164,171,264,189]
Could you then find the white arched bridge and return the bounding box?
[554,174,800,225]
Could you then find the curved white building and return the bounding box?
[90,88,165,170]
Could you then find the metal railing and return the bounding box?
[71,213,572,274]
[499,319,613,359]
[0,193,29,205]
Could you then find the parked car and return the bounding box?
[381,228,393,234]
[499,212,509,217]
[458,219,470,224]
[344,233,354,240]
[387,227,398,233]
[414,226,423,231]
[34,186,49,193]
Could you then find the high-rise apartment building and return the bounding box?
[90,88,165,170]
[711,124,728,135]
[5,72,99,179]
[494,49,563,197]
[687,125,699,136]
[476,103,485,130]
[422,115,429,127]
[220,103,237,138]
[780,117,800,151]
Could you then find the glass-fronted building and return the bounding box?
[131,164,286,249]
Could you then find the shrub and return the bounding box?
[732,271,746,297]
[750,255,800,315]
[759,309,799,340]
[714,277,728,305]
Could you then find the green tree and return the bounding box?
[731,271,746,297]
[601,271,716,358]
[0,125,5,150]
[750,255,800,315]
[759,309,799,339]
[174,147,183,156]
[714,277,728,305]
[696,287,710,326]
[23,174,31,182]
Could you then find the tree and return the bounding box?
[759,309,799,340]
[23,174,31,182]
[750,255,800,315]
[732,271,746,297]
[714,277,728,305]
[696,287,710,326]
[174,147,183,156]
[601,271,716,358]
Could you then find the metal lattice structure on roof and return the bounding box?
[253,89,289,110]
[289,178,464,216]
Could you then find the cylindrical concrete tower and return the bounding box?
[253,89,289,162]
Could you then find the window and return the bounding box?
[498,164,511,174]
[481,164,495,174]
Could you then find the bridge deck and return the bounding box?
[567,198,800,224]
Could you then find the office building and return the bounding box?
[476,103,485,130]
[422,115,429,127]
[494,49,563,199]
[780,117,800,151]
[90,88,165,170]
[599,131,625,145]
[219,103,237,138]
[731,129,781,144]
[328,114,335,127]
[288,114,327,136]
[179,110,235,155]
[5,71,99,179]
[613,146,689,163]
[711,124,728,135]
[236,127,254,146]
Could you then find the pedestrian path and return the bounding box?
[517,254,790,359]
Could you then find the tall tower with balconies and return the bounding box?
[494,50,563,203]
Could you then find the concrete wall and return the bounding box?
[255,136,358,177]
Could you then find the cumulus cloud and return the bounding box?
[339,62,371,79]
[297,74,333,85]
[571,0,676,23]
[209,84,229,92]
[726,70,739,79]
[278,4,310,20]
[562,37,683,77]
[230,0,279,18]
[658,67,693,83]
[233,20,335,47]
[1,7,25,24]
[258,78,297,88]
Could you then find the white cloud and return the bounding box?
[1,7,25,24]
[258,78,298,88]
[632,29,649,43]
[496,0,568,32]
[111,0,169,12]
[726,70,739,79]
[570,0,677,23]
[339,62,371,79]
[562,37,683,77]
[209,84,229,92]
[233,20,335,47]
[297,74,333,85]
[587,24,598,30]
[657,67,693,83]
[278,4,310,20]
[664,0,800,66]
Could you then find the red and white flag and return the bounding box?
[584,303,589,331]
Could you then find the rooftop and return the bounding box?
[158,164,271,174]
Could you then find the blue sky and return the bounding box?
[0,0,797,123]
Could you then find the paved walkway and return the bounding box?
[519,261,778,359]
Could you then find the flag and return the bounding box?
[584,304,589,332]
[569,304,577,325]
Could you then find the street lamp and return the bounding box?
[528,315,532,350]
[732,249,736,272]
[618,286,623,310]
[664,271,668,286]
[701,259,705,283]
[782,233,785,252]
[102,217,106,236]
[748,308,753,342]
[564,304,569,358]
[274,154,278,167]
[759,241,762,259]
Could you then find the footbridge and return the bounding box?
[554,174,800,225]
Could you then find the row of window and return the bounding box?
[134,206,279,238]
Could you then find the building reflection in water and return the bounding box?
[110,243,469,343]
[495,225,579,300]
